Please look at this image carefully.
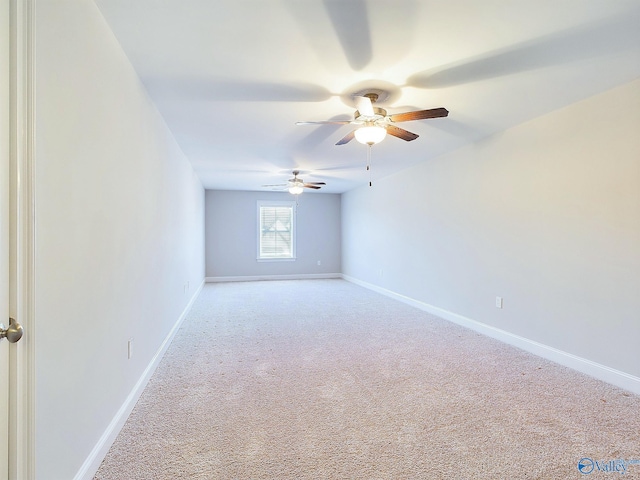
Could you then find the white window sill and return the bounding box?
[257,258,296,262]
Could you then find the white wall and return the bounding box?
[343,79,640,384]
[35,1,205,479]
[206,190,341,279]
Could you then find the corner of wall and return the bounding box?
[342,275,640,396]
[74,280,205,480]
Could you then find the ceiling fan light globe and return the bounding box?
[354,125,387,145]
[289,185,304,195]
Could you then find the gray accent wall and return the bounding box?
[206,190,341,278]
[342,78,640,381]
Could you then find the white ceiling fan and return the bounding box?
[296,92,449,146]
[262,171,326,195]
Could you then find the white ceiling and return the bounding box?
[94,0,640,194]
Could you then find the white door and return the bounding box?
[0,179,9,480]
[3,0,34,475]
[1,0,12,477]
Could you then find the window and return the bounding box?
[257,201,296,260]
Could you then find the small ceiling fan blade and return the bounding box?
[336,130,356,145]
[355,95,374,117]
[296,120,352,126]
[304,182,326,185]
[261,183,288,187]
[303,184,322,189]
[386,125,419,141]
[388,107,449,122]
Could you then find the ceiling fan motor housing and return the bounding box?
[297,87,448,146]
[354,107,387,123]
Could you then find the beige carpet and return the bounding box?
[94,279,640,479]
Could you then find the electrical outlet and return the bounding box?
[317,260,321,266]
[496,296,503,309]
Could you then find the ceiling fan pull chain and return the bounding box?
[367,145,373,187]
[366,143,371,171]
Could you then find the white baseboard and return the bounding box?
[206,273,341,283]
[342,275,640,396]
[74,279,205,480]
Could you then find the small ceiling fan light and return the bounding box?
[354,125,387,145]
[289,185,304,195]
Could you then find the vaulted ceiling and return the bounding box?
[94,0,640,193]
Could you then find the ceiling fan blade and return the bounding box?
[386,125,419,141]
[303,184,322,190]
[296,120,352,125]
[388,108,449,122]
[355,95,374,117]
[336,130,356,145]
[304,182,326,185]
[261,183,288,187]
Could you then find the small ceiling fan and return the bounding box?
[296,92,448,145]
[262,171,326,194]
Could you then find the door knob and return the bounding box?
[0,318,23,343]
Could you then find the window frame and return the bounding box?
[256,200,297,261]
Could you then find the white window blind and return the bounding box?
[258,201,296,260]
